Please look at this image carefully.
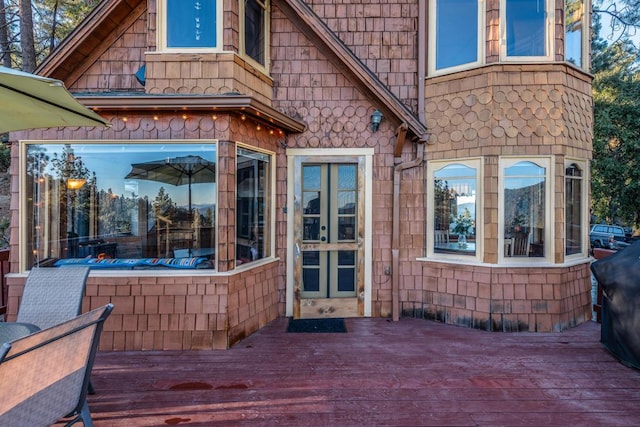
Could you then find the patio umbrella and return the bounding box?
[0,66,109,133]
[124,155,216,217]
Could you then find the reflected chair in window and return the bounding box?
[512,233,531,257]
[434,230,449,246]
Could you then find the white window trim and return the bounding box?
[428,0,485,76]
[235,142,276,266]
[239,0,271,73]
[500,0,555,62]
[564,158,589,260]
[426,158,484,262]
[498,156,554,264]
[156,0,224,53]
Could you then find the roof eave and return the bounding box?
[75,94,308,134]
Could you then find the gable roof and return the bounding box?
[36,0,427,141]
[36,0,145,84]
[275,0,428,143]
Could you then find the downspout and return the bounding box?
[391,0,429,322]
[418,0,427,127]
[392,130,425,321]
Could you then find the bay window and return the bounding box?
[565,161,585,256]
[158,0,222,50]
[428,160,481,259]
[23,141,217,270]
[501,158,551,260]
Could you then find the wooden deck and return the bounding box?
[84,317,640,426]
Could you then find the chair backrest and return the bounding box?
[513,233,531,257]
[16,267,90,329]
[0,304,113,427]
[434,230,449,244]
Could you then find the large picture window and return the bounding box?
[242,0,269,68]
[501,159,550,260]
[159,0,222,50]
[24,142,217,270]
[236,146,272,265]
[429,0,482,74]
[428,160,481,259]
[565,162,585,256]
[502,0,552,59]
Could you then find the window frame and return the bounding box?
[19,139,219,272]
[240,0,270,72]
[500,0,554,62]
[564,159,588,259]
[498,156,553,263]
[235,143,276,268]
[428,0,485,76]
[157,0,224,52]
[426,158,483,262]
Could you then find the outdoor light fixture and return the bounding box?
[370,109,383,132]
[66,178,87,190]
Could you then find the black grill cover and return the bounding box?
[591,241,640,369]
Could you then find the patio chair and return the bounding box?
[0,303,113,427]
[0,267,90,343]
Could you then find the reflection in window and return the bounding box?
[565,0,584,67]
[244,0,268,66]
[506,0,547,57]
[163,0,218,49]
[565,163,583,256]
[236,147,271,265]
[504,161,545,257]
[25,143,216,269]
[433,0,479,71]
[433,164,477,255]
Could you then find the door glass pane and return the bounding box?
[506,0,547,57]
[436,0,478,69]
[337,251,356,292]
[303,217,321,241]
[338,217,355,240]
[337,165,356,189]
[302,251,320,292]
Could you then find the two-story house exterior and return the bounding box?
[5,0,593,350]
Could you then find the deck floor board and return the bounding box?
[79,318,640,426]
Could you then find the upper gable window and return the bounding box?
[428,0,483,75]
[158,0,222,51]
[501,0,553,60]
[241,0,270,69]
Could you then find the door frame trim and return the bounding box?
[285,148,374,317]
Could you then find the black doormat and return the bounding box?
[287,318,347,333]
